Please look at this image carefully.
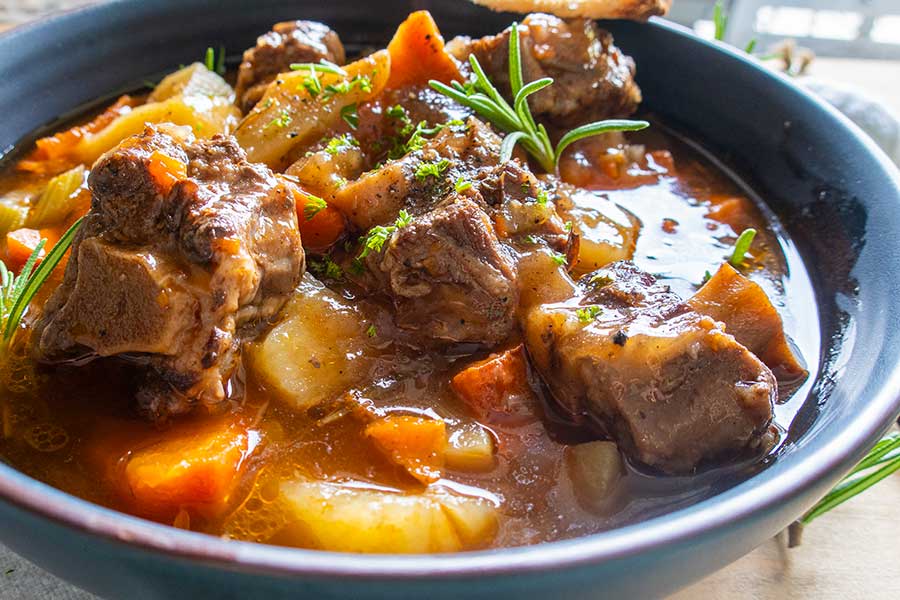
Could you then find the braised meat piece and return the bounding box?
[331,117,501,230]
[523,262,775,473]
[365,194,518,346]
[450,14,641,127]
[235,20,346,113]
[35,124,304,421]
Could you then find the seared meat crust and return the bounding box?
[36,124,304,421]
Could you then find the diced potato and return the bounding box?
[235,51,390,169]
[365,416,446,484]
[445,423,495,472]
[279,480,497,553]
[120,418,261,518]
[554,187,640,276]
[516,247,578,308]
[149,63,235,103]
[567,441,622,512]
[285,142,366,201]
[248,273,373,411]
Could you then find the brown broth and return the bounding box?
[0,109,820,551]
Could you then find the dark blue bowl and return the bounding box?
[1,1,899,598]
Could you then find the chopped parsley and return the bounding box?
[357,210,412,260]
[575,305,602,323]
[303,194,327,221]
[564,221,574,232]
[265,109,292,129]
[308,255,343,280]
[524,234,538,245]
[324,133,359,155]
[455,177,473,193]
[366,324,377,338]
[415,159,451,183]
[702,269,713,284]
[536,189,549,205]
[341,103,360,129]
[550,251,567,266]
[728,228,757,267]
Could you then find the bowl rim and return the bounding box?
[1,3,900,581]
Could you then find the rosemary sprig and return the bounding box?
[728,228,756,267]
[429,23,649,172]
[800,432,900,526]
[203,46,226,76]
[1,217,83,344]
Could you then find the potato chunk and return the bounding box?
[445,423,495,472]
[567,441,622,512]
[279,480,498,553]
[249,273,373,411]
[235,51,390,169]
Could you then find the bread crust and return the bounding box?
[469,0,670,21]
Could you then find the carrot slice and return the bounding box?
[386,11,461,89]
[451,344,535,422]
[365,416,446,484]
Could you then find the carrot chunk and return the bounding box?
[147,150,188,194]
[365,416,446,484]
[120,419,261,518]
[289,185,346,252]
[5,228,44,271]
[451,344,535,422]
[386,11,461,89]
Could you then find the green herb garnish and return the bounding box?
[303,194,327,221]
[309,255,343,281]
[414,159,451,183]
[429,23,648,172]
[366,324,377,338]
[455,177,473,193]
[728,228,757,267]
[203,46,226,76]
[713,0,727,41]
[266,109,292,130]
[575,305,601,323]
[341,103,360,130]
[2,217,83,344]
[357,210,413,260]
[290,60,347,77]
[536,189,548,205]
[324,134,359,155]
[550,251,567,267]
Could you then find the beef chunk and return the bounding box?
[235,20,346,113]
[331,117,501,230]
[332,116,568,248]
[450,14,641,127]
[523,262,775,473]
[35,124,304,421]
[365,195,518,346]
